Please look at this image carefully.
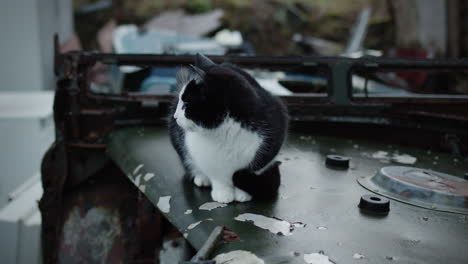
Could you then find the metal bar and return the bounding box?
[191,226,224,261]
[329,63,353,105]
[81,52,468,68]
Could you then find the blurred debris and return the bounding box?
[344,7,371,55]
[215,29,243,47]
[97,19,116,53]
[143,9,224,37]
[391,0,447,56]
[246,70,292,95]
[293,34,343,56]
[75,0,112,15]
[60,33,82,53]
[113,25,225,55]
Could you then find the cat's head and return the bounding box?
[173,54,249,131]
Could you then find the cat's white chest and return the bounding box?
[185,118,263,175]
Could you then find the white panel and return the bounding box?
[0,92,54,208]
[0,180,43,264]
[0,0,44,91]
[18,210,42,264]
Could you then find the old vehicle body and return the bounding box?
[40,38,468,263]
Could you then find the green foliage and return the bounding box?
[185,0,213,14]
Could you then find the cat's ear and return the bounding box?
[195,53,216,71]
[189,64,206,80]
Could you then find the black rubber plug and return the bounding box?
[359,194,390,215]
[325,154,350,169]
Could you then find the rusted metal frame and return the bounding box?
[40,66,75,264]
[56,52,468,149]
[91,52,468,68]
[69,52,468,105]
[40,53,114,264]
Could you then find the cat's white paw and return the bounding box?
[234,187,252,202]
[193,175,211,187]
[211,186,235,203]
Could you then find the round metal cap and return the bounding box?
[358,194,390,214]
[325,155,350,169]
[358,166,468,215]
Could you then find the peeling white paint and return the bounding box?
[292,222,306,228]
[183,233,188,239]
[393,154,417,164]
[59,207,121,263]
[187,218,213,230]
[139,185,146,193]
[157,196,171,213]
[199,202,227,211]
[134,174,142,185]
[370,151,417,165]
[143,173,155,181]
[303,253,333,264]
[187,220,202,230]
[184,209,192,215]
[214,250,265,264]
[234,213,303,236]
[372,151,389,160]
[133,164,144,175]
[353,253,365,259]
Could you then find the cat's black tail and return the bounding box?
[233,161,282,201]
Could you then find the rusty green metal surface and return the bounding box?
[107,126,468,264]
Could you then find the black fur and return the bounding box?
[168,54,288,199]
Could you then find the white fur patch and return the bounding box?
[174,77,199,132]
[185,117,262,203]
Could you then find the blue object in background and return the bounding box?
[140,67,179,94]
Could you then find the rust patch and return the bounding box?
[223,227,240,242]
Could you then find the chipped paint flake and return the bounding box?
[370,151,417,165]
[303,253,333,264]
[143,173,155,181]
[214,250,265,264]
[199,202,227,211]
[184,209,192,215]
[292,222,306,228]
[133,164,144,175]
[139,185,146,193]
[187,218,213,230]
[157,196,171,213]
[187,220,202,230]
[183,233,188,239]
[372,151,389,160]
[353,253,365,259]
[393,154,417,164]
[234,213,303,236]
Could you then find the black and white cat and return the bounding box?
[169,54,288,203]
